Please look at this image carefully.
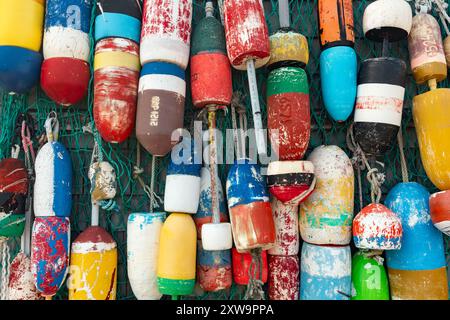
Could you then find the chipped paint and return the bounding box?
[8,252,42,300]
[268,198,299,256]
[268,255,299,300]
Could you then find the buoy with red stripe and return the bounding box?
[267,198,299,256]
[430,190,450,236]
[41,0,91,106]
[197,240,232,292]
[232,248,268,285]
[268,255,299,300]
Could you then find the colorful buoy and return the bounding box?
[8,252,42,300]
[267,29,309,71]
[429,190,450,236]
[267,198,299,256]
[232,248,268,285]
[351,251,389,300]
[197,240,232,292]
[268,255,299,300]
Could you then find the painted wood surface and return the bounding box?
[318,0,354,49]
[268,198,299,256]
[430,190,450,236]
[197,240,232,292]
[268,255,299,300]
[268,30,309,70]
[8,252,42,300]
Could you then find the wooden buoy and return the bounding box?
[8,252,42,300]
[429,190,450,236]
[267,198,299,256]
[232,248,268,285]
[318,0,354,49]
[351,251,389,300]
[300,145,354,245]
[385,182,449,300]
[197,240,232,292]
[300,242,351,300]
[268,255,299,300]
[353,203,402,250]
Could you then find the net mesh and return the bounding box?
[0,0,449,300]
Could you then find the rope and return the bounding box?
[397,129,409,183]
[243,248,265,300]
[0,238,10,300]
[433,0,450,35]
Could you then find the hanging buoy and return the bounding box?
[300,145,354,245]
[267,31,309,71]
[226,159,275,252]
[232,248,268,285]
[136,62,186,157]
[267,198,299,256]
[140,0,192,69]
[385,182,449,300]
[8,252,41,300]
[268,255,299,300]
[197,240,232,292]
[300,242,352,300]
[94,0,142,43]
[351,251,389,300]
[88,161,117,202]
[353,203,402,250]
[157,213,197,296]
[429,190,450,236]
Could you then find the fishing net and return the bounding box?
[0,0,449,300]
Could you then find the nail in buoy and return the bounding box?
[232,248,268,285]
[141,0,193,69]
[268,198,299,256]
[31,216,70,298]
[157,213,197,296]
[430,190,450,236]
[136,62,186,157]
[351,251,389,300]
[68,226,117,300]
[353,58,407,155]
[127,212,165,300]
[300,145,354,245]
[8,252,42,300]
[268,255,299,300]
[95,0,142,43]
[93,38,140,143]
[300,243,352,300]
[353,203,402,250]
[385,182,449,300]
[41,0,91,106]
[197,240,232,292]
[226,159,275,252]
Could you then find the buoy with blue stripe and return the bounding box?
[41,0,91,106]
[385,182,449,300]
[351,251,389,300]
[430,190,450,236]
[0,0,44,94]
[197,240,232,292]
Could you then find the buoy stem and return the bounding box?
[91,202,100,226]
[279,0,290,28]
[205,1,214,17]
[207,107,220,224]
[428,78,437,90]
[149,156,157,213]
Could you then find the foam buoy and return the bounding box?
[429,190,450,236]
[300,242,352,300]
[232,248,268,285]
[353,203,402,250]
[136,62,186,157]
[7,252,41,300]
[197,240,232,292]
[300,145,354,245]
[351,251,389,300]
[385,182,449,300]
[268,255,299,300]
[68,226,117,300]
[268,198,299,256]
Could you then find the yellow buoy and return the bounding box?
[268,30,309,69]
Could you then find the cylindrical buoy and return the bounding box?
[267,29,309,71]
[136,62,186,157]
[268,198,299,256]
[157,213,197,296]
[300,243,352,300]
[232,248,268,285]
[385,182,449,300]
[318,0,354,49]
[127,212,165,300]
[68,226,117,300]
[429,190,450,236]
[140,0,193,69]
[197,240,232,292]
[353,203,403,250]
[351,251,389,300]
[268,255,299,300]
[354,57,407,155]
[300,145,354,245]
[8,252,42,300]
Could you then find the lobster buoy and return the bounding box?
[226,159,275,252]
[88,161,117,202]
[157,213,197,296]
[127,212,165,300]
[353,203,403,250]
[268,198,299,256]
[385,182,449,300]
[267,67,310,160]
[413,88,450,190]
[94,0,142,43]
[351,251,389,300]
[267,30,309,71]
[136,62,186,157]
[68,226,117,300]
[430,190,450,236]
[232,248,268,285]
[8,252,42,300]
[31,216,70,298]
[141,0,193,69]
[41,0,91,106]
[93,38,140,143]
[197,240,232,292]
[300,145,354,245]
[268,255,299,300]
[300,242,352,300]
[318,0,354,49]
[444,36,450,66]
[353,57,407,155]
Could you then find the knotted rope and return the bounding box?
[0,238,10,300]
[243,248,265,300]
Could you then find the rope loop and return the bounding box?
[244,248,265,300]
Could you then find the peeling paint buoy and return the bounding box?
[268,255,299,300]
[429,190,450,236]
[267,198,299,256]
[197,240,232,292]
[351,251,389,300]
[8,252,42,300]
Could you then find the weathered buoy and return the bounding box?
[268,255,299,300]
[127,212,165,300]
[353,203,402,250]
[88,161,117,202]
[300,145,354,245]
[232,248,268,285]
[197,240,232,292]
[136,61,186,157]
[444,36,450,66]
[94,0,142,43]
[267,198,299,256]
[385,182,449,300]
[157,213,197,296]
[300,242,352,300]
[318,0,354,49]
[140,0,192,69]
[429,190,450,236]
[267,29,309,71]
[8,252,42,300]
[351,251,389,300]
[226,159,275,252]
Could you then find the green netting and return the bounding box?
[0,0,449,300]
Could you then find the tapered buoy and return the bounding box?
[226,159,275,252]
[268,198,299,256]
[385,182,448,300]
[351,251,389,300]
[300,145,354,245]
[68,226,117,300]
[267,29,309,71]
[8,252,41,300]
[268,255,299,300]
[353,203,402,250]
[127,213,165,300]
[136,62,186,157]
[300,243,351,300]
[197,240,232,292]
[232,248,268,285]
[430,190,450,236]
